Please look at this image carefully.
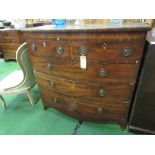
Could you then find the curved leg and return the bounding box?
[0,95,7,109]
[26,88,35,105]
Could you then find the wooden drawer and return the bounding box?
[30,55,138,83]
[0,43,20,50]
[41,89,127,122]
[27,40,70,60]
[0,38,20,43]
[36,72,133,103]
[71,41,144,63]
[3,50,16,60]
[0,31,19,39]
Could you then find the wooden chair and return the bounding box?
[0,42,37,108]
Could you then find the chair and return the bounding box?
[0,42,37,108]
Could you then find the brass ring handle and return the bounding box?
[49,98,64,105]
[50,98,57,104]
[99,88,106,97]
[56,46,64,55]
[80,47,88,56]
[97,107,104,114]
[98,68,108,77]
[122,47,133,57]
[47,63,52,70]
[31,43,36,52]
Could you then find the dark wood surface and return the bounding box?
[129,32,155,134]
[22,23,150,32]
[22,24,150,129]
[35,71,133,103]
[41,89,128,123]
[0,29,24,60]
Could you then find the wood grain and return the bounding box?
[23,24,150,129]
[0,30,24,60]
[35,71,133,102]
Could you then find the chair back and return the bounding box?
[16,42,35,88]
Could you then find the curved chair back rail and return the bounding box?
[16,43,36,88]
[5,43,36,92]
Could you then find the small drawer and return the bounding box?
[36,72,133,103]
[0,31,19,39]
[27,40,70,60]
[3,50,16,60]
[0,43,20,50]
[71,41,143,63]
[41,90,127,122]
[0,38,20,43]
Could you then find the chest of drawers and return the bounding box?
[22,24,150,129]
[0,29,24,61]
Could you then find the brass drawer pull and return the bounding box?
[56,46,64,55]
[49,98,64,104]
[47,63,52,70]
[122,47,133,57]
[31,43,36,51]
[50,98,57,104]
[99,68,108,77]
[99,88,106,97]
[80,47,88,56]
[49,81,55,88]
[97,107,104,114]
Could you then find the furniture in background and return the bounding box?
[0,43,37,108]
[129,31,155,134]
[0,29,24,61]
[0,50,3,58]
[22,23,150,129]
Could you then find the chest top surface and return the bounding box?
[21,23,151,32]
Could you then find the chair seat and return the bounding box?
[0,70,23,93]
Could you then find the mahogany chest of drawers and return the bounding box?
[0,29,24,61]
[22,24,150,129]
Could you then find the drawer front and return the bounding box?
[30,55,138,83]
[0,31,19,39]
[27,40,70,60]
[3,50,16,60]
[36,72,133,102]
[0,38,20,43]
[71,41,144,62]
[0,43,20,50]
[41,89,127,122]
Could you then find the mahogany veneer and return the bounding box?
[22,24,151,129]
[0,29,24,61]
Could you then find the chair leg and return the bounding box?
[26,88,35,105]
[0,95,7,109]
